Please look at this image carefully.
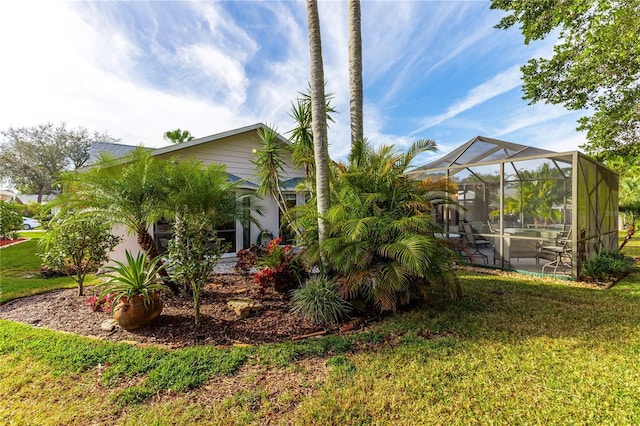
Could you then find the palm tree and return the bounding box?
[308,139,460,312]
[252,125,302,242]
[252,125,291,218]
[306,0,332,261]
[288,89,336,180]
[163,159,256,327]
[503,163,565,225]
[163,129,195,144]
[57,148,179,292]
[348,0,363,147]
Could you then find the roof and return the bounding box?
[150,123,289,158]
[88,141,144,165]
[411,136,557,173]
[281,177,305,190]
[227,173,258,190]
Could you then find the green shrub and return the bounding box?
[167,216,228,328]
[291,278,351,325]
[253,238,307,296]
[0,200,22,239]
[294,139,460,312]
[39,213,120,296]
[582,248,635,281]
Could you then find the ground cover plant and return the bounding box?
[0,235,638,424]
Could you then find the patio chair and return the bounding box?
[462,222,490,264]
[540,229,572,275]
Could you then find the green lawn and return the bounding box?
[0,236,98,304]
[0,233,639,424]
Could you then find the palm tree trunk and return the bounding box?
[136,228,160,259]
[306,0,331,255]
[348,0,363,147]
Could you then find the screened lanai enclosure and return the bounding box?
[409,136,619,279]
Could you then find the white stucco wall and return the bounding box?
[107,225,145,266]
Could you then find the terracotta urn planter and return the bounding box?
[113,291,163,330]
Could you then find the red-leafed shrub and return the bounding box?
[87,293,114,313]
[241,238,306,297]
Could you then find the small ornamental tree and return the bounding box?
[167,215,228,328]
[0,201,22,239]
[163,160,254,328]
[39,213,120,296]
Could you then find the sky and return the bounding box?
[0,0,588,164]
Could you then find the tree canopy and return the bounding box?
[0,123,120,201]
[491,0,640,160]
[163,129,195,144]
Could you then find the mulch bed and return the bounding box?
[0,274,326,348]
[0,238,25,248]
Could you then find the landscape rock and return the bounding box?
[227,298,264,318]
[101,319,117,331]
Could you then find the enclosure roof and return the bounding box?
[412,136,557,172]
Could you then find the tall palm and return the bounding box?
[306,0,331,259]
[321,139,459,311]
[348,0,363,147]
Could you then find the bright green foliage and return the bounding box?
[491,0,640,160]
[291,277,351,325]
[606,154,640,226]
[39,213,120,296]
[0,200,22,239]
[163,159,249,327]
[58,147,168,260]
[167,217,228,328]
[303,139,459,312]
[163,128,195,144]
[581,248,635,281]
[100,250,168,306]
[503,163,566,225]
[252,125,292,221]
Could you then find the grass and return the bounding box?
[0,235,99,303]
[0,233,639,424]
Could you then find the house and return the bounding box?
[92,123,306,263]
[0,189,16,202]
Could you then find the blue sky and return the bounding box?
[0,1,587,164]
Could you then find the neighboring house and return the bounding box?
[14,193,58,205]
[0,189,16,202]
[91,123,306,263]
[88,141,146,164]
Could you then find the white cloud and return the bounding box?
[0,0,585,162]
[493,103,576,138]
[411,65,523,135]
[177,44,249,107]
